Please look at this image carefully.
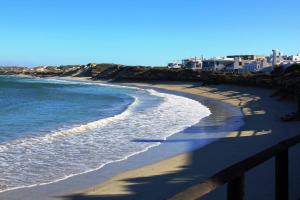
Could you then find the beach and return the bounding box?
[1,79,300,200]
[65,80,300,199]
[1,0,299,199]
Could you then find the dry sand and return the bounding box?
[59,81,300,200]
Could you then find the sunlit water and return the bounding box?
[0,75,211,192]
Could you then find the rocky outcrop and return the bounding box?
[89,63,124,79]
[1,63,300,92]
[70,64,202,81]
[30,65,84,77]
[92,65,202,81]
[0,67,31,75]
[0,65,86,77]
[1,63,300,120]
[72,65,92,77]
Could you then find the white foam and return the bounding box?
[0,82,211,193]
[0,97,138,152]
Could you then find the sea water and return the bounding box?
[0,75,211,192]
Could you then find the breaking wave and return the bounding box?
[0,81,211,192]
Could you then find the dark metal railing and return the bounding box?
[170,134,300,200]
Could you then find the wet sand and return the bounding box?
[1,79,300,200]
[67,81,300,200]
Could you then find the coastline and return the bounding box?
[66,80,300,199]
[1,78,299,199]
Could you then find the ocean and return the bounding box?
[0,75,210,192]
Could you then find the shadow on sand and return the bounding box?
[60,84,300,200]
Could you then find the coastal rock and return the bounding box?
[31,65,83,77]
[1,63,300,97]
[113,67,201,81]
[0,67,31,75]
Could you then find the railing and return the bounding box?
[170,134,300,200]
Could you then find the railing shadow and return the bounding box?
[60,84,300,200]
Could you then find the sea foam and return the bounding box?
[0,82,210,192]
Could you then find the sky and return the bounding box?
[0,0,299,67]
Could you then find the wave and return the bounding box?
[0,96,138,152]
[0,82,211,193]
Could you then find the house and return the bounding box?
[227,55,266,61]
[269,50,300,69]
[226,55,269,73]
[280,54,300,68]
[181,57,203,70]
[225,57,244,72]
[202,57,234,71]
[168,50,299,73]
[242,60,270,72]
[290,54,300,62]
[167,61,182,69]
[168,56,203,70]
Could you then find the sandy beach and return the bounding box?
[1,79,299,200]
[57,80,299,200]
[1,1,298,199]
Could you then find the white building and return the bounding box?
[168,56,203,70]
[269,50,300,69]
[291,54,300,62]
[181,56,203,70]
[202,57,234,71]
[281,54,300,65]
[242,60,270,72]
[168,50,299,73]
[226,55,269,73]
[167,61,182,69]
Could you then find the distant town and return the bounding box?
[1,49,300,78]
[168,49,300,73]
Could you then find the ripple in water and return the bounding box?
[0,77,211,192]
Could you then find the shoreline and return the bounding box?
[0,77,243,200]
[64,80,300,199]
[0,76,214,193]
[1,77,300,199]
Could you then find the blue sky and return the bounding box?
[0,0,299,66]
